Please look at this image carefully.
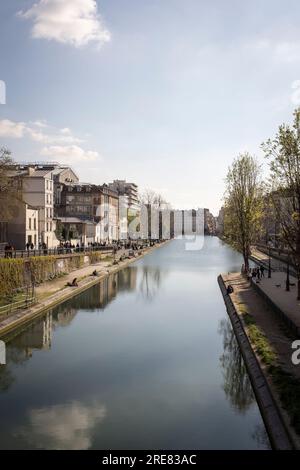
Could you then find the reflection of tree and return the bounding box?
[138,267,164,301]
[218,318,255,413]
[251,424,271,449]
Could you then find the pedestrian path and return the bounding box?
[248,247,300,336]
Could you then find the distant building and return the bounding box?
[60,183,119,242]
[108,180,139,208]
[7,164,59,248]
[216,207,225,236]
[57,217,97,245]
[204,208,216,235]
[108,180,140,239]
[6,201,39,250]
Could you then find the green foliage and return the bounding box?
[242,311,300,434]
[271,367,300,434]
[89,251,102,264]
[224,153,264,268]
[262,107,300,298]
[0,148,22,222]
[0,258,25,299]
[27,256,57,285]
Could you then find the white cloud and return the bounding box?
[0,118,99,163]
[0,119,26,138]
[18,401,107,450]
[32,119,49,128]
[18,0,111,48]
[41,144,99,162]
[0,118,83,144]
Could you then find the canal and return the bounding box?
[0,237,269,449]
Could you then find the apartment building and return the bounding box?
[60,183,119,242]
[6,201,39,249]
[8,165,58,248]
[108,180,140,239]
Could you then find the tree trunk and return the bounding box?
[298,278,300,301]
[243,252,249,271]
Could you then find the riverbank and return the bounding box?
[0,241,169,338]
[219,272,300,449]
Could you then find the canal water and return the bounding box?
[0,237,270,449]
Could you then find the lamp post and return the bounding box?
[286,254,290,292]
[268,243,272,278]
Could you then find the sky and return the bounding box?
[1,0,300,214]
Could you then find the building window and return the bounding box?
[34,218,36,230]
[29,218,31,230]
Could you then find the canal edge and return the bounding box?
[0,241,170,339]
[218,274,295,450]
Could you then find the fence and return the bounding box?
[0,240,152,259]
[0,285,36,319]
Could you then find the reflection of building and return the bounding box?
[117,267,137,292]
[14,313,52,351]
[52,306,77,328]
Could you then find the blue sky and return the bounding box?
[1,0,300,213]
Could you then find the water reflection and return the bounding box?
[17,401,106,450]
[0,238,269,449]
[252,424,271,450]
[138,267,165,301]
[218,318,255,413]
[0,313,52,391]
[0,268,139,394]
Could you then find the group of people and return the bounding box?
[242,264,265,281]
[4,243,15,258]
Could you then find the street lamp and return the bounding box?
[268,242,272,278]
[286,253,290,292]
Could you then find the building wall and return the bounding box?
[61,185,119,242]
[22,176,58,248]
[6,203,39,249]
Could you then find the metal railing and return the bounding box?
[0,239,156,259]
[0,286,36,318]
[0,245,115,259]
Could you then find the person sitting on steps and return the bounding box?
[66,278,78,287]
[226,284,234,295]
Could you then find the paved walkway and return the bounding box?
[36,260,111,299]
[36,248,128,299]
[249,248,300,336]
[222,272,300,448]
[223,273,300,378]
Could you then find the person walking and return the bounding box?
[260,265,265,277]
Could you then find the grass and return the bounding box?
[271,367,300,434]
[242,312,276,366]
[238,307,300,436]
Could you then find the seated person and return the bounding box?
[66,278,78,287]
[226,284,234,295]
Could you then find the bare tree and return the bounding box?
[139,189,169,208]
[0,148,21,223]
